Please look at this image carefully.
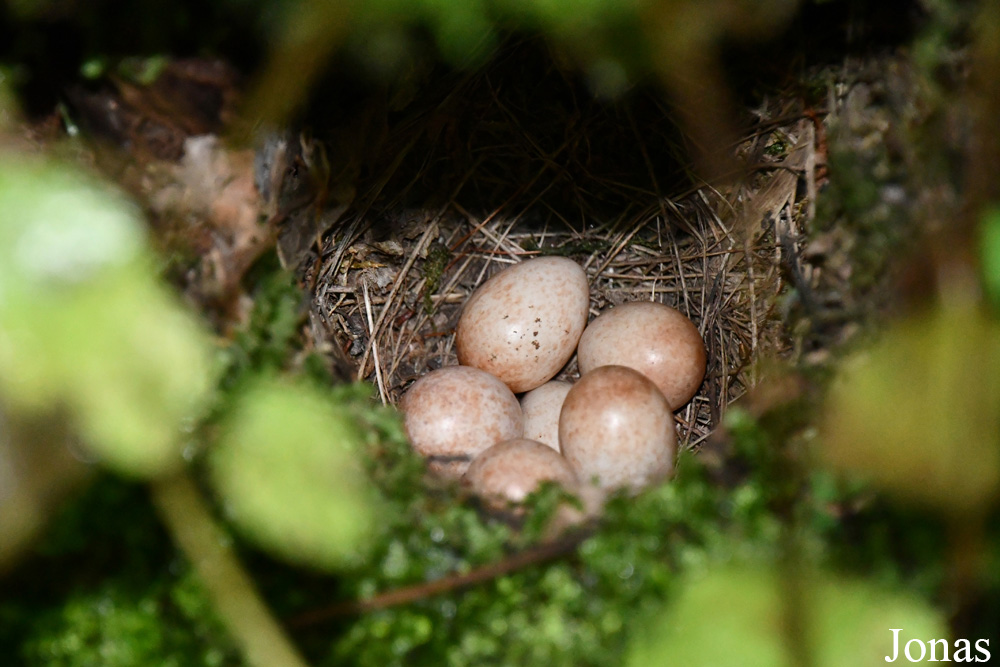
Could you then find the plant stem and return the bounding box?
[150,471,310,667]
[287,528,592,627]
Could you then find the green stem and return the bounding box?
[150,472,310,667]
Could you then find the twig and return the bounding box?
[150,472,310,667]
[361,280,388,404]
[286,529,592,627]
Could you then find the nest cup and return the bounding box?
[305,46,806,451]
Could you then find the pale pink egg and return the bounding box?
[577,301,705,410]
[520,380,573,452]
[559,365,676,491]
[400,366,522,478]
[463,438,578,507]
[456,257,590,393]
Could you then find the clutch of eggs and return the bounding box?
[400,256,706,507]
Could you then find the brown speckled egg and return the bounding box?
[520,380,573,452]
[463,438,578,507]
[577,301,706,410]
[400,366,523,478]
[456,257,590,393]
[559,365,676,491]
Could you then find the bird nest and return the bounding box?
[305,44,817,448]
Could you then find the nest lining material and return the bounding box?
[306,68,815,449]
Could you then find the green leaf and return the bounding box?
[980,206,1000,307]
[0,158,215,477]
[210,378,380,570]
[0,160,144,292]
[820,305,1000,514]
[67,284,216,476]
[627,565,947,667]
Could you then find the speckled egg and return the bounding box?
[520,380,573,452]
[456,257,590,393]
[463,438,578,507]
[559,365,676,491]
[400,366,523,478]
[577,301,706,410]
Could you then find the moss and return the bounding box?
[0,477,239,666]
[421,242,452,315]
[764,133,790,158]
[19,572,238,667]
[220,268,311,387]
[306,436,800,666]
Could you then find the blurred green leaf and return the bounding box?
[627,565,947,667]
[117,55,170,85]
[0,69,19,130]
[210,378,380,570]
[981,207,1000,308]
[79,57,108,80]
[0,158,215,478]
[821,304,1000,514]
[69,288,215,476]
[495,0,640,35]
[0,161,144,295]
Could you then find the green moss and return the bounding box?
[220,268,312,391]
[764,133,790,158]
[0,477,239,666]
[20,572,238,667]
[309,434,802,666]
[421,242,452,315]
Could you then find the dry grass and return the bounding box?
[305,41,819,448]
